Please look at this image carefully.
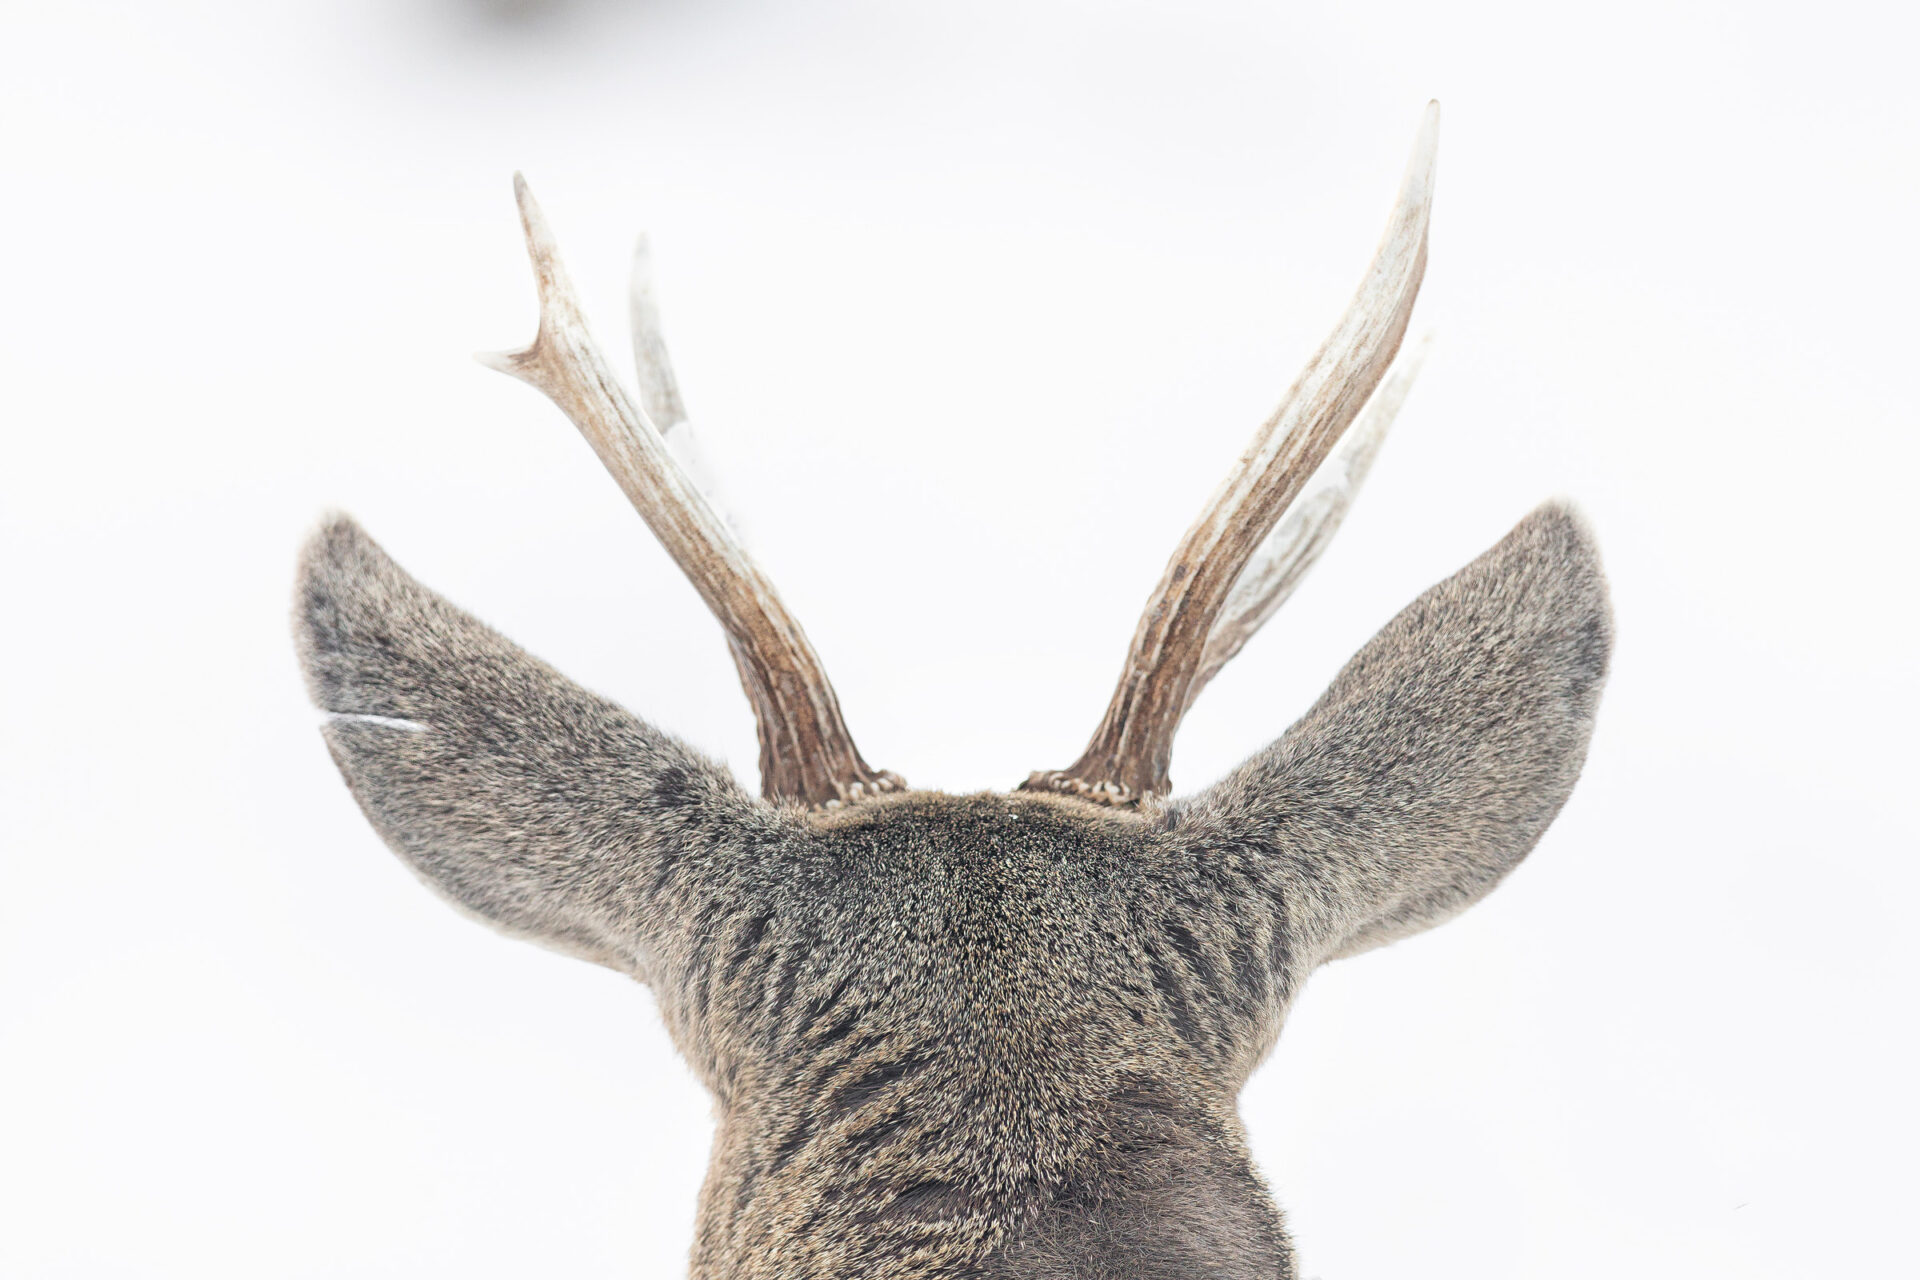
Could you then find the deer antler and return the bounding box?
[1026,102,1439,804]
[483,175,899,808]
[1185,330,1429,716]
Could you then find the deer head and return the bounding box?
[295,103,1610,1278]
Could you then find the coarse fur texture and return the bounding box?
[295,500,1611,1278]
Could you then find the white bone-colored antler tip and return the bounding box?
[476,173,588,388]
[510,171,545,239]
[473,347,526,377]
[506,172,574,304]
[628,229,690,434]
[1402,102,1440,208]
[1409,325,1435,363]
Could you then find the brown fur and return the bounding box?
[295,501,1610,1277]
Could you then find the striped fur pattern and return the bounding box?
[294,501,1611,1277]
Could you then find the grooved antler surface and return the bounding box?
[482,175,898,807]
[1186,330,1430,716]
[1028,103,1439,802]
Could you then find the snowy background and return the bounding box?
[3,1,1915,1275]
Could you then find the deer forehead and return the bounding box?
[774,792,1187,992]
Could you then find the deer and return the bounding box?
[294,102,1611,1278]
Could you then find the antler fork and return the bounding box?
[483,176,899,808]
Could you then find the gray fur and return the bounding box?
[294,500,1610,1278]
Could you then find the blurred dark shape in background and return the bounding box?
[450,0,626,25]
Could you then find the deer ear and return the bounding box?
[1172,502,1611,967]
[294,515,774,972]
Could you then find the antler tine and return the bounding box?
[1183,330,1431,716]
[482,174,899,808]
[628,232,690,434]
[628,232,748,545]
[1026,102,1439,804]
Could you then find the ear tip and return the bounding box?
[296,512,409,600]
[1516,500,1607,589]
[1521,496,1595,545]
[1511,499,1614,688]
[301,509,373,567]
[292,512,408,702]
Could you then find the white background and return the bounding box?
[3,1,1915,1276]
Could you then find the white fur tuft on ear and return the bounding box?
[323,712,427,733]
